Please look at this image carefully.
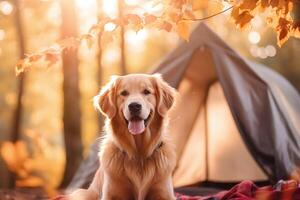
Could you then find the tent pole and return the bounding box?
[204,86,210,182]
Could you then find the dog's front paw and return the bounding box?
[51,189,98,200]
[51,195,70,200]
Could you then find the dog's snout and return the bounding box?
[128,102,142,114]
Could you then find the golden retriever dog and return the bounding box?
[54,74,177,200]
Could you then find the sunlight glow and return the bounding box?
[125,29,148,46]
[47,2,60,25]
[103,47,120,65]
[251,16,263,28]
[125,0,141,6]
[0,1,13,15]
[0,29,5,41]
[104,22,117,32]
[143,2,164,15]
[248,31,261,44]
[103,0,118,18]
[76,0,94,10]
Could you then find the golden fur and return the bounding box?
[54,74,177,200]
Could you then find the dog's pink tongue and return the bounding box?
[128,120,145,135]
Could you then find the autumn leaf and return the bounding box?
[171,0,187,9]
[125,14,143,32]
[231,7,240,20]
[239,0,258,10]
[291,20,300,38]
[1,141,28,172]
[159,21,173,32]
[235,10,254,28]
[270,0,279,8]
[15,58,31,76]
[80,34,95,49]
[44,50,61,68]
[125,14,142,25]
[261,0,270,8]
[192,0,208,11]
[27,53,43,63]
[176,20,191,41]
[276,17,292,47]
[183,10,195,20]
[89,24,102,35]
[168,10,182,23]
[144,13,157,25]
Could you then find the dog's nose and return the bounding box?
[128,102,142,114]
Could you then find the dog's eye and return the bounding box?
[120,90,129,96]
[143,89,151,95]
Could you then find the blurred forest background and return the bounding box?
[0,0,299,194]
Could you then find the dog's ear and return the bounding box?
[153,74,176,116]
[94,76,119,119]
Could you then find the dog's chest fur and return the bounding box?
[100,140,173,197]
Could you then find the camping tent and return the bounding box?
[68,23,300,190]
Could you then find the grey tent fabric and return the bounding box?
[152,23,300,182]
[68,23,300,190]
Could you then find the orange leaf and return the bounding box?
[28,54,43,63]
[276,17,291,47]
[291,20,300,38]
[183,10,195,20]
[261,0,270,8]
[89,24,102,35]
[1,141,18,171]
[192,0,208,11]
[168,10,182,23]
[239,0,258,10]
[235,11,254,28]
[15,58,31,76]
[125,14,143,32]
[125,14,142,24]
[159,21,173,32]
[270,0,279,8]
[231,7,240,20]
[44,51,60,68]
[144,14,157,25]
[80,34,95,49]
[176,20,191,41]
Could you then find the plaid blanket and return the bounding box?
[175,180,300,200]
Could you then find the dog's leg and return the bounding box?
[146,177,176,200]
[101,172,134,200]
[88,167,103,197]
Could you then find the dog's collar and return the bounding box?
[156,141,163,150]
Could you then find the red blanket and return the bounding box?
[175,180,300,200]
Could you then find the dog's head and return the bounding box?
[94,74,176,135]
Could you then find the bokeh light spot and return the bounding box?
[0,1,13,15]
[104,22,117,32]
[265,45,276,57]
[248,31,261,44]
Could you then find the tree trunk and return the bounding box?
[118,0,127,75]
[8,0,27,188]
[59,0,83,188]
[96,0,105,132]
